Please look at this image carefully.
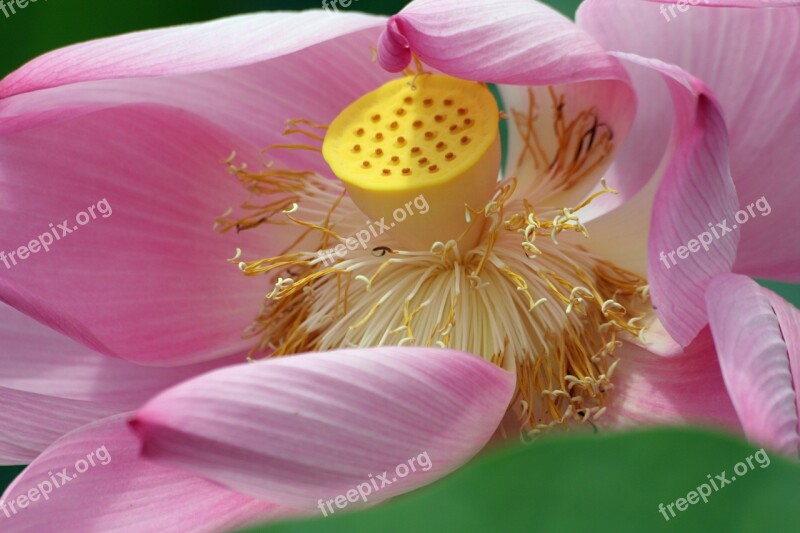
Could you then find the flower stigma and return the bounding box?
[322,74,501,250]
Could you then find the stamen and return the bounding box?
[511,87,616,200]
[221,72,648,441]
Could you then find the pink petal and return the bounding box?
[570,48,673,223]
[606,328,740,431]
[0,12,385,98]
[1,28,393,166]
[0,303,237,463]
[0,388,114,465]
[499,80,636,212]
[623,315,684,357]
[646,1,800,7]
[0,303,231,404]
[578,0,800,281]
[378,0,630,85]
[706,274,800,455]
[131,347,515,509]
[565,159,661,277]
[0,105,271,365]
[617,54,739,347]
[0,415,286,532]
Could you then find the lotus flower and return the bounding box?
[1,0,798,530]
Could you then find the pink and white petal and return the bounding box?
[131,347,515,509]
[575,55,739,346]
[0,12,385,98]
[0,105,271,366]
[606,328,741,431]
[566,159,664,278]
[706,274,800,455]
[1,415,287,532]
[499,79,636,211]
[1,28,393,170]
[0,302,235,404]
[378,0,629,85]
[0,302,241,463]
[0,388,115,465]
[578,0,800,281]
[624,315,685,357]
[570,46,674,223]
[646,1,800,10]
[612,54,739,347]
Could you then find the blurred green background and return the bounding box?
[1,0,798,529]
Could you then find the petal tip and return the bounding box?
[377,16,411,72]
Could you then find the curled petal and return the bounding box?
[0,415,286,532]
[131,347,515,509]
[706,274,800,455]
[579,0,800,280]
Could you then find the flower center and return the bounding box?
[322,74,501,250]
[218,65,651,439]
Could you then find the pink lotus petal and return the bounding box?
[0,105,272,366]
[0,303,239,462]
[559,144,661,278]
[623,315,684,357]
[613,54,739,347]
[569,41,673,222]
[0,415,286,532]
[646,0,800,6]
[131,347,515,509]
[0,12,385,98]
[499,79,636,212]
[606,329,740,431]
[379,0,630,86]
[0,302,232,404]
[1,29,393,166]
[0,388,115,465]
[706,274,800,455]
[579,0,800,281]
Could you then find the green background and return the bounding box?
[1,0,798,530]
[243,428,800,533]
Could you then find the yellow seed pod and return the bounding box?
[322,74,501,250]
